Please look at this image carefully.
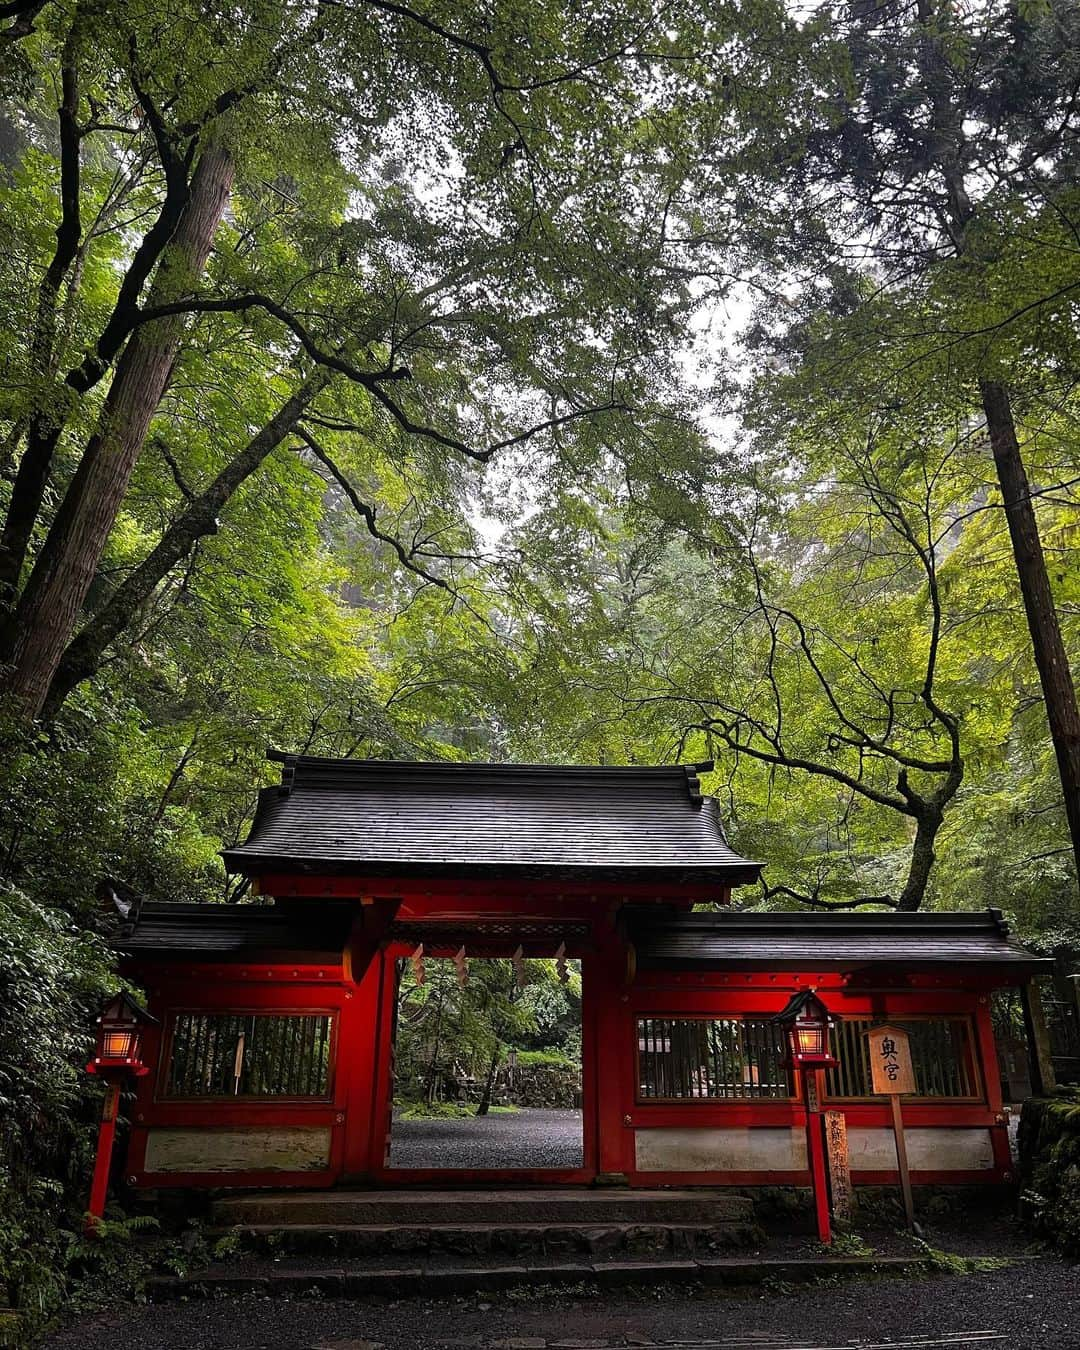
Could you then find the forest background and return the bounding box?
[0,0,1078,1331]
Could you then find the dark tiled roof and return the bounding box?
[222,754,761,884]
[626,907,1049,974]
[115,901,354,961]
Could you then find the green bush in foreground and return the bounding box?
[0,886,118,1332]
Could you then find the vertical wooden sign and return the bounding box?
[865,1024,915,1227]
[867,1024,916,1096]
[824,1109,853,1224]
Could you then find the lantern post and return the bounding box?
[85,993,158,1232]
[775,989,838,1245]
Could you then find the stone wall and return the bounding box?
[450,1061,581,1109]
[1018,1089,1080,1253]
[507,1062,581,1109]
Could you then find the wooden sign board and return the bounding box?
[866,1024,915,1096]
[824,1109,853,1224]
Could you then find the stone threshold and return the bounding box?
[146,1252,938,1302]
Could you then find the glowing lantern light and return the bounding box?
[775,989,838,1070]
[772,988,837,1245]
[85,994,158,1232]
[88,993,157,1077]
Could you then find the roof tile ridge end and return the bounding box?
[265,747,298,796]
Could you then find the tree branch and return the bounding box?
[0,0,45,42]
[297,428,455,594]
[760,881,899,910]
[40,367,334,718]
[129,293,410,390]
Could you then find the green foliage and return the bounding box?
[513,1049,578,1071]
[401,1100,475,1120]
[1018,1089,1080,1255]
[0,0,1078,1332]
[825,1231,874,1258]
[910,1238,1011,1276]
[0,882,119,1328]
[394,958,581,1107]
[399,1100,519,1119]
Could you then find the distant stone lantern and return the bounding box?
[85,993,158,1231]
[774,989,837,1244]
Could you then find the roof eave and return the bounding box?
[220,851,764,886]
[634,952,1053,975]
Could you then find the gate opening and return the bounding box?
[387,953,583,1171]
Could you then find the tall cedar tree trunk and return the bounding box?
[980,380,1080,885]
[912,0,1080,891]
[2,141,234,719]
[0,32,82,602]
[40,366,334,719]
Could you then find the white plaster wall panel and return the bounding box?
[635,1126,808,1173]
[144,1126,332,1173]
[845,1127,994,1172]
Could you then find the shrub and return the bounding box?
[1018,1088,1080,1254]
[0,886,117,1331]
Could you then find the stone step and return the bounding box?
[146,1253,933,1303]
[212,1220,760,1259]
[211,1188,755,1229]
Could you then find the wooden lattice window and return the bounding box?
[637,1017,793,1100]
[825,1018,979,1100]
[164,1012,334,1099]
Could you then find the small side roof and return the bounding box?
[114,901,354,961]
[222,753,761,885]
[626,906,1050,975]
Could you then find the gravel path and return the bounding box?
[40,1253,1079,1349]
[388,1108,584,1170]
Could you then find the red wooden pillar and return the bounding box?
[591,921,635,1180]
[340,939,389,1180]
[974,991,1014,1179]
[803,1068,831,1244]
[368,948,399,1174]
[86,1081,122,1231]
[579,950,600,1178]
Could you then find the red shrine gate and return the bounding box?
[115,756,1049,1193]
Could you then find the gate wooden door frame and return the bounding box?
[366,939,599,1186]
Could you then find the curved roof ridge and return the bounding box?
[223,752,758,883]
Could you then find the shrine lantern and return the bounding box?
[773,988,837,1246]
[84,994,159,1232]
[88,993,157,1078]
[774,989,837,1070]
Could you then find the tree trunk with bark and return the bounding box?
[910,1,1080,894]
[2,141,234,720]
[424,978,446,1106]
[980,379,1080,888]
[475,1046,501,1116]
[895,804,943,912]
[40,366,334,719]
[0,34,83,603]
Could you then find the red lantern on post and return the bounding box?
[775,989,837,1245]
[85,994,158,1231]
[781,990,838,1072]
